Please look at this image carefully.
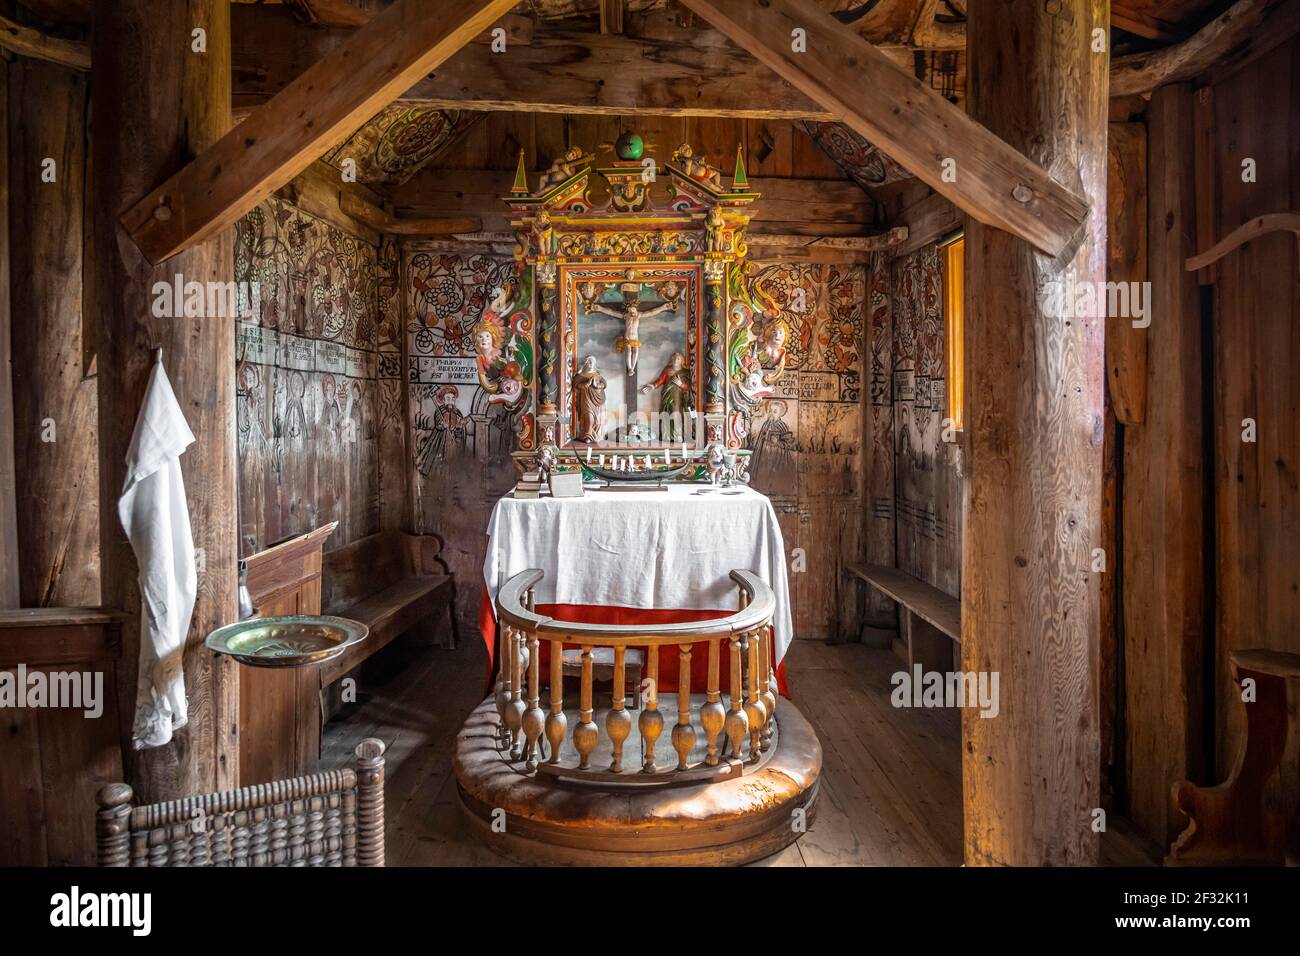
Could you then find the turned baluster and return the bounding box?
[573,645,598,770]
[494,625,511,749]
[545,638,566,765]
[523,634,545,771]
[701,638,725,766]
[761,624,778,751]
[607,645,632,772]
[671,644,696,770]
[745,630,766,762]
[725,635,749,761]
[639,643,663,772]
[506,629,527,760]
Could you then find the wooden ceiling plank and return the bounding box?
[232,9,834,120]
[120,0,518,264]
[678,0,1088,257]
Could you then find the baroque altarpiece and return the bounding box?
[467,136,793,474]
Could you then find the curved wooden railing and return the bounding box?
[493,569,779,786]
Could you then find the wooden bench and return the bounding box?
[846,562,960,671]
[320,530,458,689]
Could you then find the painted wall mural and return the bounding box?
[322,106,483,186]
[730,261,867,641]
[794,120,913,191]
[888,244,962,597]
[234,198,394,555]
[403,248,535,630]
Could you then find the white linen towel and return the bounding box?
[118,358,197,750]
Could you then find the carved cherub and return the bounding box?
[672,143,722,188]
[536,146,594,193]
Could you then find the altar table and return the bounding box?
[480,484,793,693]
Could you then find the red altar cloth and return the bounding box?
[479,586,789,697]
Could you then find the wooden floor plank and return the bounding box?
[320,635,1158,866]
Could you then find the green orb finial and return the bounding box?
[615,131,644,161]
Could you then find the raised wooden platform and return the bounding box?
[454,694,822,865]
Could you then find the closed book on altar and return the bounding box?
[549,471,584,498]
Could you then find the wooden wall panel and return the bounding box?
[234,197,387,556]
[1122,83,1206,847]
[0,48,16,609]
[1209,36,1300,778]
[8,56,100,607]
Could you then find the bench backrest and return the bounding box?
[321,530,444,614]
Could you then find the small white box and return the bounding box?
[549,471,584,498]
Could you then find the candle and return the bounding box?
[599,454,605,467]
[586,447,592,462]
[663,448,670,463]
[681,443,688,459]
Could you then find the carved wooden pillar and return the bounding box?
[355,738,386,868]
[91,0,239,800]
[961,0,1107,865]
[703,261,727,444]
[536,263,560,445]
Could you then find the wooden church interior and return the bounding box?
[1,0,1297,868]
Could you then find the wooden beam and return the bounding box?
[961,0,1106,866]
[338,191,482,237]
[392,168,876,235]
[121,0,517,265]
[0,50,17,609]
[892,189,962,256]
[0,12,90,70]
[600,0,625,35]
[1111,3,1184,42]
[231,7,835,120]
[678,0,1089,257]
[1110,0,1286,97]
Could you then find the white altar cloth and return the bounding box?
[483,484,794,666]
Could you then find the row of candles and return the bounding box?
[584,444,690,470]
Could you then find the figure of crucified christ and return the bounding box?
[585,291,676,374]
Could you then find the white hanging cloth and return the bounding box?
[118,357,197,750]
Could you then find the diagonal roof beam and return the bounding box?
[679,0,1088,257]
[120,0,518,264]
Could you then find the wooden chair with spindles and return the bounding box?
[95,738,387,867]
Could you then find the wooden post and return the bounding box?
[0,44,17,609]
[9,54,100,607]
[961,0,1108,866]
[91,0,239,800]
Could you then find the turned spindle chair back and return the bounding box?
[95,738,386,866]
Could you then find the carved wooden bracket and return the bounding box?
[1184,211,1300,272]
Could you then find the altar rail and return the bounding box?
[494,569,779,786]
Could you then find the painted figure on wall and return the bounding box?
[573,355,608,442]
[416,383,468,472]
[320,374,343,444]
[284,370,310,450]
[640,351,693,440]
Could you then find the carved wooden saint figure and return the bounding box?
[573,355,608,442]
[640,350,693,440]
[536,146,594,194]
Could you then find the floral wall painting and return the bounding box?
[405,250,535,474]
[234,198,386,554]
